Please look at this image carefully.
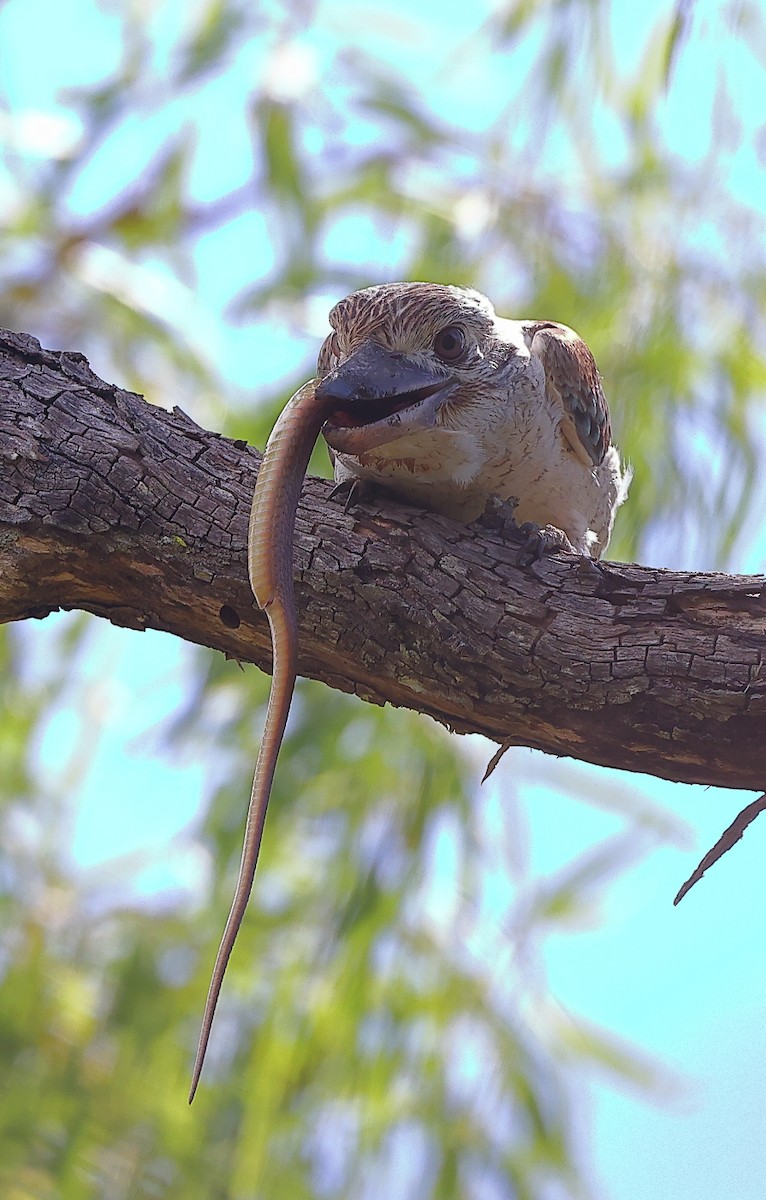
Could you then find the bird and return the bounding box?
[189,281,630,1101]
[317,281,630,557]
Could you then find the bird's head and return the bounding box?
[317,282,526,455]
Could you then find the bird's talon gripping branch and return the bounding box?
[327,475,377,512]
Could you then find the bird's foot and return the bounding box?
[474,500,580,565]
[328,476,377,512]
[516,521,580,565]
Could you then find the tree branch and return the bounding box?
[2,327,765,790]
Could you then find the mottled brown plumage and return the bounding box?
[318,282,629,556]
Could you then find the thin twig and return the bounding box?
[674,793,766,905]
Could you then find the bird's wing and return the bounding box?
[525,322,611,468]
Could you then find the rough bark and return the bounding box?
[1,327,765,791]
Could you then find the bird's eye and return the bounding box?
[433,325,467,363]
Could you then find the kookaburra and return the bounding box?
[316,281,629,557]
[190,281,630,1101]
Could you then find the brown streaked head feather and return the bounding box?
[318,282,496,371]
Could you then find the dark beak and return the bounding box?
[318,341,455,452]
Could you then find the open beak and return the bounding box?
[318,340,457,454]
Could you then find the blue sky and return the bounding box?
[3,0,766,1197]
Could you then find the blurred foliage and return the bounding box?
[1,0,765,1197]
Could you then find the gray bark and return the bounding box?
[1,327,765,790]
